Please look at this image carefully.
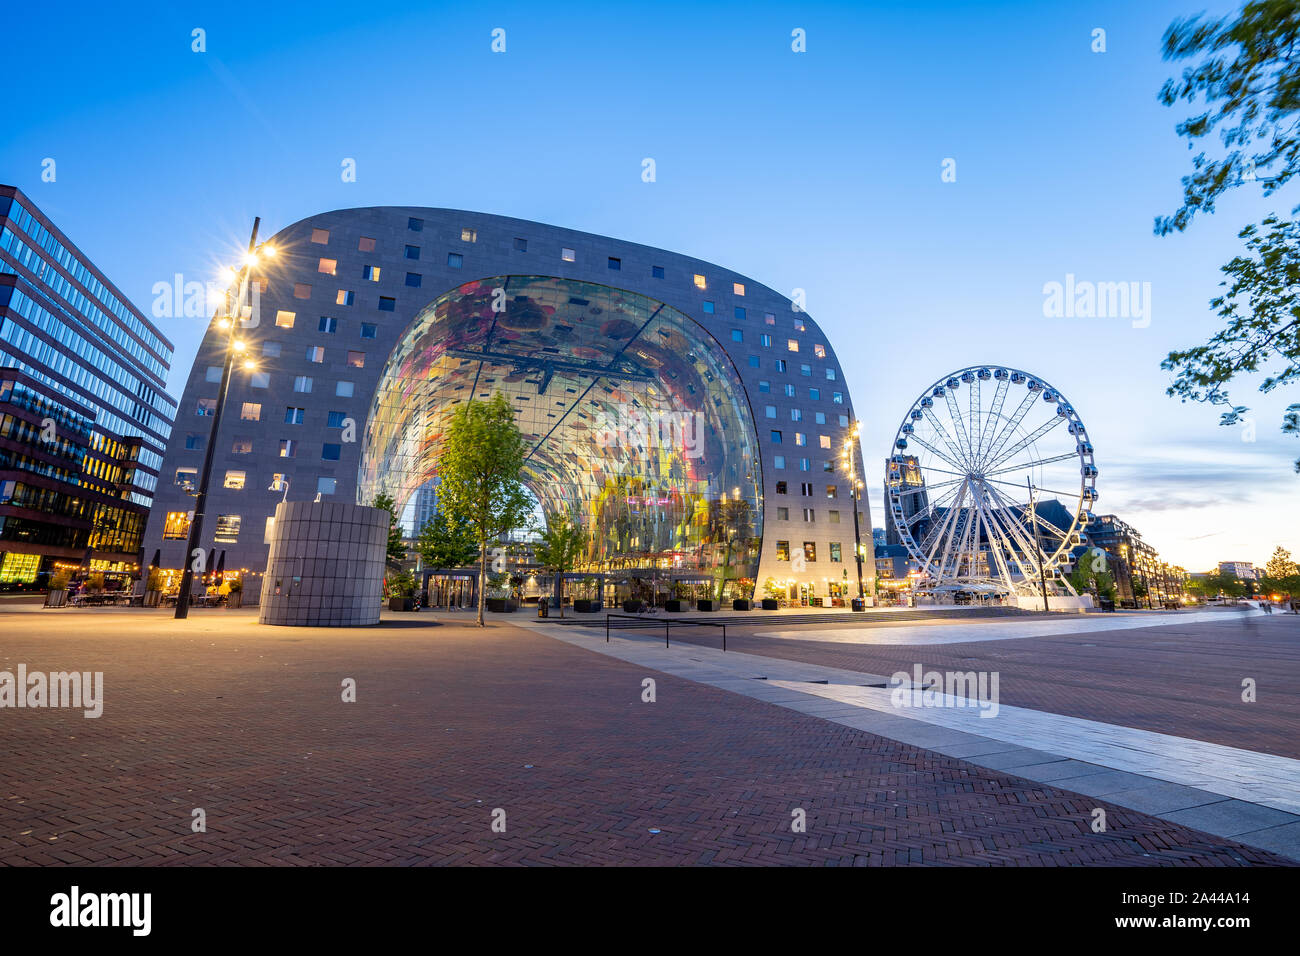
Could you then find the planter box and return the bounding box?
[696,599,717,612]
[389,596,416,611]
[622,599,644,614]
[761,598,779,610]
[732,599,752,611]
[44,588,69,608]
[664,599,684,612]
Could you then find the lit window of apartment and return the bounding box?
[363,265,380,281]
[561,247,575,262]
[346,351,365,368]
[293,283,311,299]
[819,435,831,449]
[214,515,241,543]
[358,236,376,251]
[318,258,337,276]
[693,274,706,289]
[793,318,806,332]
[162,512,190,539]
[776,540,791,561]
[231,437,253,454]
[306,346,324,363]
[223,470,246,490]
[787,339,799,352]
[814,344,827,358]
[197,398,216,416]
[279,439,297,458]
[830,542,842,562]
[318,316,338,333]
[240,402,261,421]
[310,228,330,244]
[826,485,838,499]
[803,542,817,562]
[733,282,745,296]
[275,310,295,328]
[174,467,197,488]
[337,289,354,306]
[795,433,807,446]
[461,228,477,242]
[764,312,775,326]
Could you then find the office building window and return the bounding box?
[693,274,706,289]
[774,455,786,469]
[405,272,421,288]
[765,405,776,419]
[262,341,281,357]
[760,334,772,347]
[336,381,354,397]
[326,410,347,428]
[306,346,324,363]
[703,301,715,314]
[814,344,827,358]
[829,510,840,523]
[795,433,807,446]
[809,387,820,401]
[826,368,837,380]
[775,360,787,372]
[803,542,817,562]
[791,408,802,422]
[801,364,812,377]
[363,265,380,281]
[803,507,815,522]
[758,380,770,393]
[162,512,191,539]
[826,485,838,499]
[561,247,575,262]
[652,265,664,278]
[764,312,776,325]
[830,542,842,562]
[197,397,216,416]
[777,507,789,521]
[776,481,788,494]
[231,437,253,454]
[174,467,197,488]
[735,306,746,320]
[815,411,826,424]
[731,329,743,342]
[205,366,222,383]
[223,470,246,490]
[733,283,745,296]
[250,372,270,389]
[514,237,527,251]
[771,430,782,443]
[408,218,423,231]
[608,257,621,270]
[819,435,831,449]
[461,228,477,242]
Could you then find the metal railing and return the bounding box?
[604,612,733,650]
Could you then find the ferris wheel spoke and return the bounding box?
[944,389,974,464]
[973,491,1018,590]
[984,450,1078,478]
[980,473,1079,501]
[920,408,968,468]
[969,376,982,458]
[984,415,1067,473]
[978,377,1010,463]
[924,480,968,577]
[980,390,1038,470]
[980,483,1047,582]
[904,480,964,528]
[908,430,968,474]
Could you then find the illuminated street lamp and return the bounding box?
[175,219,275,619]
[840,419,866,602]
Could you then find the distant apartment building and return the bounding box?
[0,185,176,584]
[1217,561,1258,581]
[1083,514,1186,606]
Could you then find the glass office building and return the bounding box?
[144,207,871,603]
[0,185,176,584]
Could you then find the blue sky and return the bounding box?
[4,0,1296,570]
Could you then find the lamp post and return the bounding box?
[1027,477,1049,612]
[840,420,866,602]
[175,219,274,618]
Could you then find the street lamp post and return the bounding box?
[841,420,866,603]
[175,219,270,619]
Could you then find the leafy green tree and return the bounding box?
[1068,565,1117,603]
[1266,544,1299,578]
[436,394,531,625]
[532,512,586,617]
[371,492,407,568]
[416,509,478,609]
[1157,5,1300,468]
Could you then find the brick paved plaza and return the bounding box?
[0,603,1294,866]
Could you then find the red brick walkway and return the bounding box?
[0,609,1289,865]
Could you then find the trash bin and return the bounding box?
[537,598,549,619]
[851,598,865,612]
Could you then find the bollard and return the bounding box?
[722,624,727,652]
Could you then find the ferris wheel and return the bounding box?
[886,367,1097,596]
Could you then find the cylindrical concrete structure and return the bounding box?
[259,500,387,626]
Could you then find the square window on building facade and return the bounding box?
[777,507,789,520]
[405,273,421,288]
[748,356,760,368]
[461,228,476,242]
[360,323,376,339]
[279,439,297,458]
[317,477,337,495]
[652,265,664,278]
[336,381,354,397]
[162,512,190,539]
[514,237,527,251]
[830,542,842,562]
[829,510,840,523]
[205,366,222,383]
[318,258,336,276]
[359,237,376,251]
[703,301,715,314]
[803,542,817,562]
[776,481,788,494]
[803,508,815,522]
[311,228,330,245]
[197,398,216,416]
[693,274,706,289]
[765,405,776,419]
[293,283,311,299]
[306,346,324,363]
[223,470,246,490]
[408,218,423,231]
[731,329,743,342]
[764,313,775,326]
[284,407,305,424]
[250,372,270,389]
[337,290,354,306]
[405,245,420,260]
[293,376,313,392]
[733,283,745,296]
[447,253,463,268]
[562,248,575,262]
[174,467,197,488]
[776,540,790,561]
[379,296,396,311]
[262,341,281,357]
[326,410,347,428]
[774,455,786,469]
[608,257,620,270]
[240,402,261,421]
[363,265,380,281]
[759,380,770,393]
[318,316,337,333]
[214,515,241,543]
[771,430,782,443]
[275,310,295,328]
[814,344,826,358]
[346,351,365,368]
[231,437,253,454]
[321,443,342,461]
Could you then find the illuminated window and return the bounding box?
[693,274,706,289]
[561,248,575,262]
[776,541,791,561]
[830,542,842,562]
[795,433,807,446]
[461,228,477,243]
[162,511,191,539]
[787,339,799,352]
[197,397,216,416]
[240,402,261,421]
[832,391,844,404]
[803,542,817,562]
[793,318,806,332]
[337,289,354,306]
[231,436,253,454]
[279,439,297,458]
[363,265,381,281]
[311,228,329,244]
[275,310,295,328]
[318,258,337,276]
[733,283,745,296]
[306,346,324,363]
[214,515,241,543]
[819,435,831,449]
[346,351,365,368]
[826,485,838,499]
[174,467,197,489]
[359,237,376,252]
[223,470,246,490]
[764,313,775,326]
[293,283,311,299]
[814,344,826,358]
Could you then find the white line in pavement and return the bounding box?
[767,679,1300,814]
[755,608,1266,645]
